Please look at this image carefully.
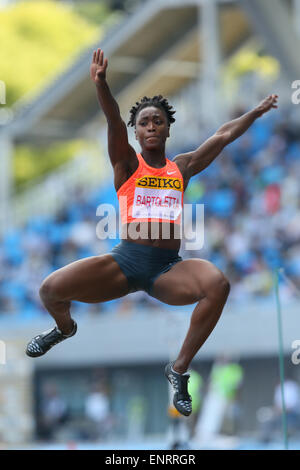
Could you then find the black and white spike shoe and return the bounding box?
[165,361,192,417]
[26,320,77,358]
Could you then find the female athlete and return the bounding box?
[26,48,278,416]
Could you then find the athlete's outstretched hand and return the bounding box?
[90,48,108,85]
[255,94,278,117]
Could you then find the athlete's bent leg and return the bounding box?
[39,254,130,334]
[152,258,230,374]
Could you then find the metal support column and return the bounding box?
[198,0,223,128]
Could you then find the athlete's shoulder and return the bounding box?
[171,154,192,191]
[172,152,191,166]
[168,155,185,176]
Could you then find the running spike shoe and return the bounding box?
[165,361,192,416]
[26,320,77,358]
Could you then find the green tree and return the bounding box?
[0,0,102,106]
[0,1,111,186]
[13,140,87,191]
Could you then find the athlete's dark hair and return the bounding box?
[127,95,176,127]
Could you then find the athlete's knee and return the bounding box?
[219,274,230,297]
[39,276,63,303]
[214,273,230,298]
[206,270,230,299]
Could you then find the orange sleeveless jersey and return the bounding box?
[117,153,184,224]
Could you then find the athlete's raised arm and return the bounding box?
[174,94,278,180]
[90,48,137,173]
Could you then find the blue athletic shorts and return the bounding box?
[110,240,182,296]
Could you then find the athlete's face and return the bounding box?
[135,106,170,149]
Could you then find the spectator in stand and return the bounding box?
[259,376,300,442]
[84,381,114,440]
[38,382,69,441]
[1,111,300,317]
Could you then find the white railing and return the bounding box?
[10,148,110,230]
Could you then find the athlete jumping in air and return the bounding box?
[26,48,278,417]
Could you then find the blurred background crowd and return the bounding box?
[1,110,300,318]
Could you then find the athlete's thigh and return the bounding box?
[42,254,130,303]
[151,258,226,305]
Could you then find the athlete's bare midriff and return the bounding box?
[121,221,182,250]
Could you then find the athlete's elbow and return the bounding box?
[215,130,232,146]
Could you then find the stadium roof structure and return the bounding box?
[1,0,253,144]
[2,0,300,145]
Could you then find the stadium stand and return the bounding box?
[1,109,300,318]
